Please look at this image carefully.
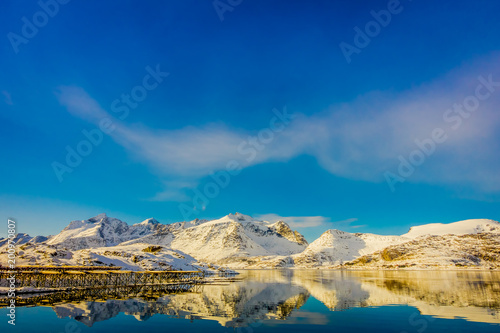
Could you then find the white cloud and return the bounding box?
[329,218,367,229]
[147,180,197,202]
[330,218,358,225]
[349,224,368,229]
[56,86,110,123]
[56,53,500,200]
[255,214,328,228]
[256,214,364,230]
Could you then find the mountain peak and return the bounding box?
[0,233,32,247]
[322,229,348,236]
[48,214,130,249]
[270,220,308,246]
[63,213,116,231]
[402,219,500,239]
[89,213,107,222]
[136,218,160,226]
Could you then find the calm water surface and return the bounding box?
[2,270,500,332]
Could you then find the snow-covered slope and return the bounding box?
[46,214,128,249]
[4,241,232,273]
[268,221,308,245]
[0,233,32,247]
[170,213,308,264]
[291,219,500,268]
[46,214,167,250]
[1,212,307,271]
[2,214,499,270]
[29,235,49,244]
[402,219,500,239]
[114,213,308,266]
[292,229,406,267]
[10,213,229,272]
[346,232,500,269]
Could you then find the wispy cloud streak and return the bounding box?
[56,53,500,200]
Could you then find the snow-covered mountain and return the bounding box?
[29,235,49,243]
[292,229,406,267]
[346,232,500,269]
[106,213,308,266]
[1,214,499,270]
[1,212,308,271]
[0,233,33,247]
[287,219,500,268]
[214,219,500,269]
[45,214,168,250]
[401,219,500,239]
[169,213,308,264]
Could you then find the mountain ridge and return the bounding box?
[1,214,499,271]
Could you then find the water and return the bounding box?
[2,270,499,332]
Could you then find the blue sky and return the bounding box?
[1,0,500,242]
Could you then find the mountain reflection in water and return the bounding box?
[50,270,500,328]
